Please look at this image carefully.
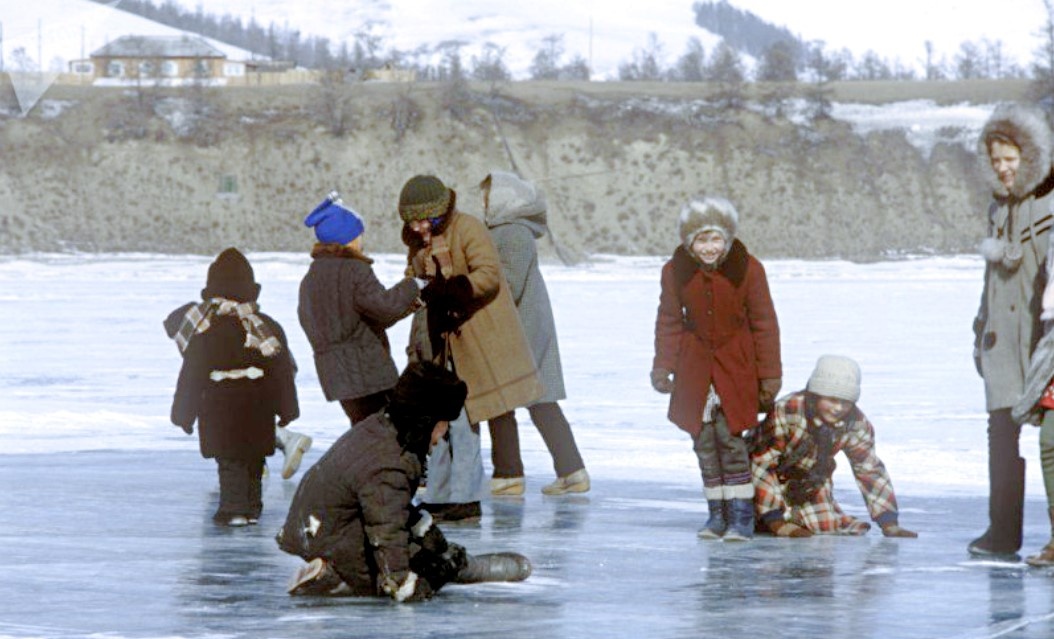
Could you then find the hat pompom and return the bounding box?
[305,192,365,245]
[806,355,862,403]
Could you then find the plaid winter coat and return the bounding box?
[407,211,543,423]
[751,392,901,534]
[170,310,299,459]
[653,241,781,436]
[299,244,420,402]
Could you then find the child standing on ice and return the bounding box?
[751,355,917,538]
[169,248,300,527]
[651,196,782,541]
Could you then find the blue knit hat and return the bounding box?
[304,192,365,245]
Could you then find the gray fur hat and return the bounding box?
[678,196,739,248]
[977,102,1054,200]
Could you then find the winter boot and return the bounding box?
[542,468,591,495]
[490,476,526,496]
[455,552,533,583]
[1026,507,1054,567]
[969,456,1025,559]
[723,498,755,542]
[697,500,728,540]
[275,427,313,480]
[287,558,351,596]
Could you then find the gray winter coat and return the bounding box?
[299,244,419,402]
[485,171,566,403]
[974,103,1054,411]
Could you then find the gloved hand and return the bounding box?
[758,377,782,410]
[650,368,674,394]
[768,520,812,538]
[881,523,918,538]
[381,570,433,602]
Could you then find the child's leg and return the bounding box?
[1041,410,1054,510]
[692,421,724,501]
[711,411,754,540]
[693,420,729,538]
[214,458,242,524]
[248,458,264,521]
[794,482,869,535]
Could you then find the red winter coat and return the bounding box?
[653,241,781,436]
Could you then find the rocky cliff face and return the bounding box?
[0,83,990,259]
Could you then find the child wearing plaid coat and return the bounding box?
[751,355,917,538]
[169,248,300,527]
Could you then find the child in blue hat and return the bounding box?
[299,192,425,425]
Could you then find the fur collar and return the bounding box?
[671,239,749,289]
[310,242,373,264]
[978,103,1054,200]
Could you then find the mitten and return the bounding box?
[381,571,432,602]
[650,368,674,394]
[758,377,782,410]
[881,523,918,538]
[769,520,812,538]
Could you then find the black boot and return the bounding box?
[969,456,1025,559]
[697,500,728,540]
[455,552,532,583]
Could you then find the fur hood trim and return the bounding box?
[310,242,374,264]
[978,103,1054,199]
[672,239,750,288]
[679,196,739,248]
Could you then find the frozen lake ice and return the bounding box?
[2,252,1053,637]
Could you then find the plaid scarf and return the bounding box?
[172,298,282,357]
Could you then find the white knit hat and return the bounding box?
[806,355,861,403]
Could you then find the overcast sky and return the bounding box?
[729,0,1046,69]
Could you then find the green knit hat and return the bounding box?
[398,175,455,222]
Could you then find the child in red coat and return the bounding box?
[651,196,782,540]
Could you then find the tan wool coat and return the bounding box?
[408,211,543,423]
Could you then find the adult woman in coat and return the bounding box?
[480,171,589,496]
[400,174,543,522]
[970,103,1054,559]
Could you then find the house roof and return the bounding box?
[91,35,226,59]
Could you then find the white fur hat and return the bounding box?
[806,355,861,403]
[679,196,738,248]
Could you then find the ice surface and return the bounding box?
[1,253,1053,638]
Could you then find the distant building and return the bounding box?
[83,35,244,86]
[362,63,416,83]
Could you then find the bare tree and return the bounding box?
[955,41,985,79]
[1033,0,1054,100]
[707,41,745,109]
[673,37,706,82]
[530,34,564,80]
[472,42,511,88]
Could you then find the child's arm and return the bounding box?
[354,266,420,330]
[652,262,684,390]
[751,408,794,528]
[843,415,901,529]
[170,340,206,434]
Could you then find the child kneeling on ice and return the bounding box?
[169,248,301,526]
[277,362,531,601]
[751,355,917,538]
[651,196,783,541]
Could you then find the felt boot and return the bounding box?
[723,498,755,542]
[455,552,532,583]
[697,500,728,540]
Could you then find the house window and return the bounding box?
[217,175,239,199]
[161,60,179,77]
[107,61,124,77]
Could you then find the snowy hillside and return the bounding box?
[1,0,258,72]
